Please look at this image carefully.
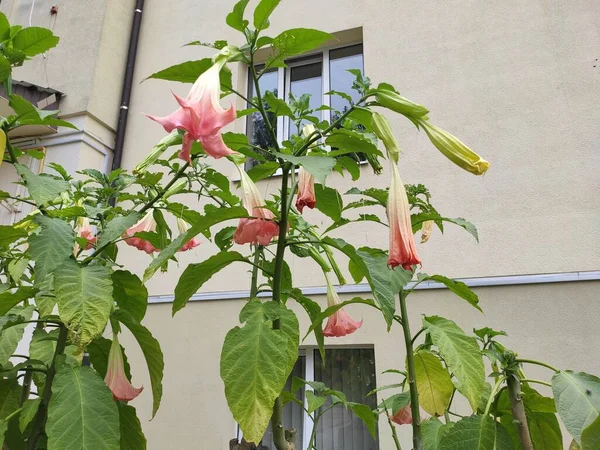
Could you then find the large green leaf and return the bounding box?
[423,316,485,411]
[98,213,142,248]
[253,0,280,30]
[582,415,600,450]
[0,225,27,249]
[118,403,146,450]
[314,183,343,222]
[18,398,40,433]
[220,300,299,443]
[144,205,247,282]
[46,365,119,450]
[267,28,332,68]
[417,274,481,312]
[29,215,75,280]
[247,161,279,182]
[0,305,33,366]
[325,129,381,157]
[0,54,10,81]
[173,251,246,315]
[29,327,81,389]
[414,350,454,416]
[112,270,147,323]
[12,27,59,56]
[0,13,9,40]
[146,58,232,89]
[552,370,600,444]
[113,309,164,419]
[438,415,514,450]
[274,152,336,184]
[528,412,562,450]
[226,0,250,31]
[0,287,36,315]
[54,260,113,347]
[14,164,69,205]
[0,379,19,419]
[348,403,378,440]
[422,417,444,450]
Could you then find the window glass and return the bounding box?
[288,56,322,137]
[247,67,279,155]
[315,348,379,450]
[329,44,364,119]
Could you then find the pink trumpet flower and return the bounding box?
[74,217,96,253]
[390,405,413,425]
[123,211,160,254]
[322,277,362,337]
[105,334,143,402]
[146,58,236,163]
[233,165,279,246]
[176,218,201,252]
[295,167,316,213]
[387,162,421,270]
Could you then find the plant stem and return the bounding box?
[506,374,534,450]
[520,379,551,388]
[27,323,68,450]
[249,59,279,151]
[398,289,423,450]
[516,359,559,373]
[249,245,263,298]
[139,162,190,213]
[484,376,506,417]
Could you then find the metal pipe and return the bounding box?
[111,0,144,172]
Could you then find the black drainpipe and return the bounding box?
[111,0,144,172]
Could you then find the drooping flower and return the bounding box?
[123,211,160,254]
[73,217,96,253]
[420,220,434,244]
[390,405,413,425]
[233,165,279,246]
[387,162,421,270]
[105,334,143,402]
[146,58,236,163]
[322,276,362,337]
[295,167,316,213]
[176,218,201,252]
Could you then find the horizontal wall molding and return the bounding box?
[148,270,600,305]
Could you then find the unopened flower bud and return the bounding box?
[163,178,187,200]
[301,124,317,139]
[134,130,182,175]
[419,120,489,176]
[420,220,434,243]
[371,112,401,162]
[375,85,429,119]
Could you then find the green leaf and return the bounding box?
[46,365,119,450]
[0,225,27,249]
[379,391,410,414]
[414,350,454,416]
[14,164,69,205]
[423,316,485,411]
[422,417,444,450]
[253,0,280,30]
[226,0,250,31]
[86,336,132,380]
[293,294,325,359]
[146,58,232,89]
[29,327,81,389]
[438,415,514,450]
[220,300,299,443]
[0,55,10,82]
[143,206,247,282]
[314,183,343,222]
[112,270,147,323]
[552,370,600,444]
[267,28,333,68]
[12,27,59,56]
[54,260,113,347]
[247,161,279,182]
[582,414,600,450]
[0,287,36,315]
[18,398,40,433]
[335,155,360,181]
[28,215,74,280]
[113,309,164,419]
[118,403,146,450]
[306,391,326,414]
[348,403,378,439]
[98,213,141,248]
[326,129,381,157]
[264,91,293,117]
[0,379,19,419]
[0,13,9,40]
[173,251,246,315]
[0,305,33,366]
[417,274,481,312]
[412,213,479,242]
[528,412,563,450]
[274,152,336,184]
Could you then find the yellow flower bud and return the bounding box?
[301,124,317,139]
[419,120,489,176]
[375,85,429,119]
[371,112,401,162]
[420,220,434,243]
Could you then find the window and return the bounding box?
[245,44,364,169]
[259,347,379,450]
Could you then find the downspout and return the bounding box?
[111,0,144,171]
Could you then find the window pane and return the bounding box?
[329,45,364,115]
[260,356,305,450]
[247,68,279,163]
[288,58,322,137]
[314,348,379,450]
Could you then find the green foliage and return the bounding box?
[422,417,444,450]
[0,226,27,249]
[11,27,58,57]
[118,403,147,450]
[226,0,250,31]
[220,300,298,443]
[15,164,70,206]
[247,161,279,181]
[46,365,119,450]
[438,415,513,450]
[147,58,232,90]
[253,0,280,30]
[413,350,454,416]
[98,213,141,248]
[0,305,32,366]
[0,287,36,315]
[28,215,75,280]
[112,270,148,323]
[274,152,336,184]
[314,184,343,222]
[417,273,482,312]
[267,28,333,68]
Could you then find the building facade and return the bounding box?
[1,0,599,449]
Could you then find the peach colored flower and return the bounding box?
[73,217,96,253]
[390,405,413,425]
[295,167,316,213]
[176,217,200,252]
[322,277,362,337]
[387,162,421,270]
[105,334,143,402]
[123,211,160,254]
[233,165,279,246]
[147,59,236,163]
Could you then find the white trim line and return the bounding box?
[148,270,600,304]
